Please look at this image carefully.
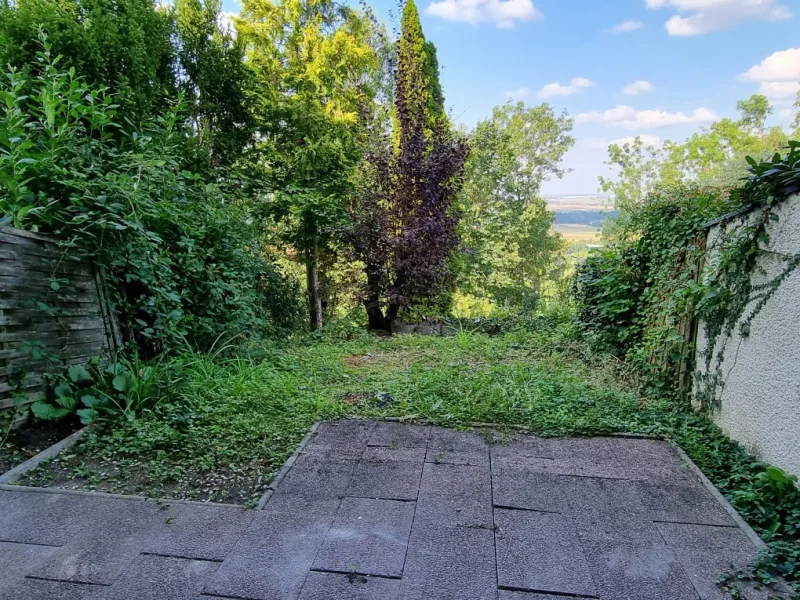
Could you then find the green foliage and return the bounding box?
[32,354,185,424]
[0,40,303,352]
[0,0,175,124]
[459,101,573,309]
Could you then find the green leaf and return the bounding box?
[31,401,70,421]
[68,365,92,383]
[54,382,73,399]
[112,373,133,393]
[76,408,99,424]
[80,394,102,408]
[49,280,61,291]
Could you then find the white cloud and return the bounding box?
[505,87,530,102]
[576,105,718,129]
[583,135,663,149]
[646,0,792,36]
[623,80,655,95]
[607,20,644,33]
[425,0,542,28]
[538,77,594,99]
[740,48,800,101]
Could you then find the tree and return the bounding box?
[238,0,379,329]
[0,0,176,124]
[792,90,800,138]
[459,101,573,307]
[176,0,254,167]
[600,95,790,236]
[349,0,467,330]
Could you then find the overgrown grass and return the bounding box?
[18,313,800,589]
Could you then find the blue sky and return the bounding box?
[223,0,800,194]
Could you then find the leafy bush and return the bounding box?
[0,38,303,353]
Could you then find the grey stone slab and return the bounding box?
[427,427,491,454]
[265,454,356,516]
[0,578,91,600]
[495,508,595,597]
[204,510,332,600]
[306,420,375,456]
[636,481,737,527]
[415,462,493,528]
[84,554,219,600]
[425,447,489,467]
[563,476,648,543]
[368,422,431,448]
[489,432,555,463]
[611,438,698,483]
[0,490,103,546]
[581,535,699,600]
[400,525,497,600]
[498,593,579,600]
[535,436,629,479]
[26,498,178,585]
[313,497,415,578]
[656,522,762,600]
[140,504,253,561]
[0,541,59,596]
[491,467,569,513]
[346,450,424,501]
[299,572,401,600]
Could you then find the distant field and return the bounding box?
[554,223,602,242]
[545,195,613,212]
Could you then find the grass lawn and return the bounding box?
[15,313,800,588]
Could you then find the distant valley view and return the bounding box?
[545,195,617,244]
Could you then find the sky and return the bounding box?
[222,0,800,195]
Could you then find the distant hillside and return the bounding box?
[553,210,618,227]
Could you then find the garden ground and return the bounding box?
[2,314,799,593]
[0,420,779,599]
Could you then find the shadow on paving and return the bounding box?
[0,419,788,599]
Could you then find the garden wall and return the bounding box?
[0,226,120,425]
[695,193,800,477]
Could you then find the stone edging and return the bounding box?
[0,425,91,484]
[255,420,321,510]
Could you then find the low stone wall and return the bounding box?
[695,194,800,477]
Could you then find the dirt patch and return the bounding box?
[0,417,81,475]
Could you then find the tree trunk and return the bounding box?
[306,237,323,330]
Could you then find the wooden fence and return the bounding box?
[0,226,120,425]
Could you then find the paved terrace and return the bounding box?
[0,420,770,599]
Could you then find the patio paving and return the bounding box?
[0,419,777,599]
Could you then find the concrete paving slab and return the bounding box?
[426,427,491,455]
[414,462,493,528]
[491,467,569,513]
[26,498,177,585]
[611,438,698,483]
[542,436,629,479]
[368,422,431,448]
[0,577,92,600]
[84,554,219,600]
[306,420,375,455]
[498,592,584,600]
[0,490,104,546]
[400,525,497,600]
[312,497,415,578]
[495,508,596,597]
[563,476,648,543]
[0,540,59,596]
[346,449,424,501]
[636,481,737,527]
[299,572,401,600]
[656,522,762,600]
[489,432,555,463]
[581,536,699,600]
[264,454,356,516]
[140,503,254,561]
[203,510,331,600]
[424,447,490,467]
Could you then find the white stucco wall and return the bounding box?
[695,193,800,477]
